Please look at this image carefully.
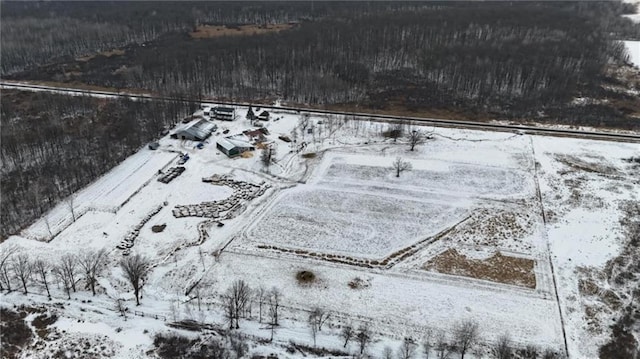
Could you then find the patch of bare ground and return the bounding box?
[422,248,536,289]
[76,48,125,62]
[189,23,296,39]
[555,154,620,176]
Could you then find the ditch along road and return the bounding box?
[2,81,639,143]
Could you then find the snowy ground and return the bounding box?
[625,40,640,67]
[1,106,638,359]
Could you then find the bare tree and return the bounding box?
[0,244,18,292]
[492,334,512,359]
[300,114,311,136]
[309,306,331,331]
[78,248,108,296]
[261,144,277,171]
[341,323,354,348]
[33,258,52,299]
[54,254,78,299]
[255,286,267,323]
[385,123,404,142]
[267,293,280,342]
[229,333,249,358]
[185,273,214,312]
[43,215,54,240]
[119,254,152,306]
[408,129,425,151]
[268,287,281,326]
[309,312,319,347]
[228,279,251,329]
[115,297,128,321]
[423,329,434,359]
[66,193,77,222]
[399,337,418,359]
[382,346,394,359]
[356,324,372,355]
[60,254,79,292]
[452,320,480,359]
[521,345,539,359]
[12,253,33,294]
[435,331,452,359]
[392,157,412,177]
[221,292,236,330]
[542,348,564,359]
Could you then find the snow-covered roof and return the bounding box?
[216,107,235,113]
[225,136,254,148]
[216,137,237,151]
[177,119,217,140]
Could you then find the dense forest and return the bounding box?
[0,90,192,239]
[2,1,640,128]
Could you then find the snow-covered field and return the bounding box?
[1,105,638,359]
[625,40,640,67]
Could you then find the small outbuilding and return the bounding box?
[214,107,236,121]
[217,137,255,158]
[257,111,270,121]
[173,119,218,141]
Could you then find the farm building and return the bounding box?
[257,111,270,121]
[217,137,255,158]
[214,107,236,121]
[243,128,270,143]
[173,119,217,141]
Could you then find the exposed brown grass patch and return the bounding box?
[423,249,536,288]
[77,49,125,62]
[295,270,316,285]
[190,23,295,39]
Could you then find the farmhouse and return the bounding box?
[173,119,217,141]
[217,137,255,157]
[214,107,236,121]
[257,110,270,121]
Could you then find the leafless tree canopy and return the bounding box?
[398,337,418,359]
[33,258,52,298]
[452,320,480,359]
[408,129,425,151]
[423,329,434,359]
[392,157,413,178]
[492,334,512,359]
[78,248,108,296]
[268,287,281,327]
[356,324,372,354]
[119,254,152,306]
[54,254,78,299]
[261,145,277,170]
[340,323,354,348]
[255,286,267,323]
[382,346,394,359]
[222,279,251,329]
[435,331,452,359]
[0,244,19,292]
[11,253,32,294]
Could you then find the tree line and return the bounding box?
[0,244,566,359]
[0,90,193,239]
[5,2,639,129]
[0,1,433,75]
